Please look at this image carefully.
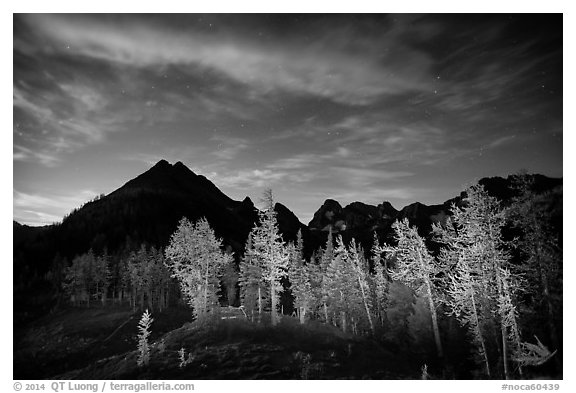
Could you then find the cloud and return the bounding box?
[13,79,120,165]
[18,14,436,106]
[13,189,99,225]
[488,135,516,149]
[212,168,310,189]
[210,135,250,160]
[13,145,60,167]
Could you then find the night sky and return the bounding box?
[13,14,562,226]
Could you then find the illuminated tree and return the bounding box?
[435,184,523,378]
[165,217,232,320]
[370,233,389,330]
[508,174,562,357]
[288,230,315,324]
[239,233,267,322]
[248,189,289,326]
[136,309,153,367]
[387,219,443,360]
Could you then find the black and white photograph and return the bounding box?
[12,10,564,382]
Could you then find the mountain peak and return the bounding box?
[112,159,203,196]
[173,161,188,170]
[152,159,171,169]
[241,196,254,206]
[308,198,345,231]
[150,159,195,174]
[321,199,343,210]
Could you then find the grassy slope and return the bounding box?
[14,305,191,379]
[15,306,420,380]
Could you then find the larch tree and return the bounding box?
[319,229,335,323]
[165,217,232,321]
[434,184,523,378]
[287,230,315,324]
[370,233,390,330]
[147,247,172,312]
[348,238,375,335]
[508,174,562,358]
[222,260,239,307]
[320,226,334,272]
[136,309,153,367]
[64,249,109,308]
[322,236,364,333]
[249,189,289,326]
[306,252,324,323]
[64,253,90,307]
[387,219,444,360]
[127,245,148,311]
[93,252,110,306]
[239,233,267,322]
[443,249,492,377]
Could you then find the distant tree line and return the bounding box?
[56,244,179,312]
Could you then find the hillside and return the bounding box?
[17,307,422,380]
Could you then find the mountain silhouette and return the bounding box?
[14,160,562,294]
[13,160,309,291]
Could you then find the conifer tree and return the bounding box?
[64,249,109,307]
[93,252,110,306]
[249,189,289,326]
[322,236,364,333]
[320,226,334,272]
[137,309,153,367]
[64,253,90,307]
[319,229,335,323]
[147,247,172,312]
[165,217,232,320]
[371,233,389,330]
[387,219,444,360]
[128,245,148,311]
[306,252,324,322]
[239,233,267,322]
[508,174,562,358]
[348,239,375,335]
[47,254,68,303]
[444,252,491,376]
[287,231,315,324]
[222,260,239,307]
[435,184,523,378]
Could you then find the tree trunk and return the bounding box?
[340,311,347,333]
[271,280,278,326]
[357,274,375,335]
[299,307,306,324]
[257,286,262,322]
[494,253,509,379]
[537,247,560,370]
[471,291,491,377]
[102,286,107,306]
[425,277,444,360]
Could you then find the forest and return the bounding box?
[46,175,562,380]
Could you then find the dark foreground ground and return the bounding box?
[15,306,423,380]
[14,305,561,380]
